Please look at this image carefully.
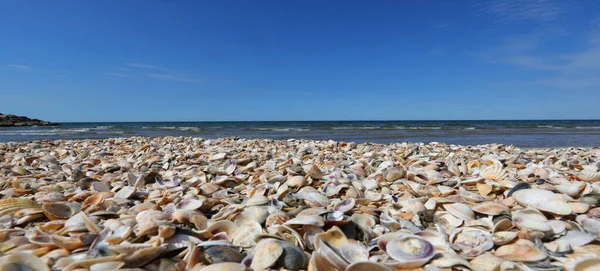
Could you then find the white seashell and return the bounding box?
[385,234,436,269]
[445,203,474,221]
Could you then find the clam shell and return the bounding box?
[231,221,262,247]
[565,256,600,271]
[494,240,547,262]
[284,215,325,227]
[445,203,474,220]
[42,202,74,220]
[250,239,284,270]
[287,176,307,188]
[472,201,509,216]
[385,234,435,269]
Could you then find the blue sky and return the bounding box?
[1,0,600,122]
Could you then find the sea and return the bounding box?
[1,120,599,148]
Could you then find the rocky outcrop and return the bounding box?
[0,113,58,127]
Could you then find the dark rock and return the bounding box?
[0,113,58,127]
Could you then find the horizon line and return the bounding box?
[53,118,600,123]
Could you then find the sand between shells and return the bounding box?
[1,137,600,271]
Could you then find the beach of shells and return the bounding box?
[1,136,600,271]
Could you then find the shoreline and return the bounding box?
[1,136,599,269]
[0,135,597,151]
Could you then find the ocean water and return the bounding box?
[1,120,599,148]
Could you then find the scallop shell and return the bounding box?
[0,198,39,217]
[479,163,506,180]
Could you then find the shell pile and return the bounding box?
[1,136,600,271]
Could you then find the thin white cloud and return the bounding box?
[108,73,133,78]
[6,64,31,69]
[471,29,600,88]
[109,66,132,71]
[122,62,201,83]
[126,63,174,72]
[146,73,199,83]
[473,0,567,24]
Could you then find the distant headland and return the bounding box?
[0,113,58,127]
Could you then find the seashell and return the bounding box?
[201,246,244,264]
[479,163,506,180]
[565,255,600,271]
[287,176,307,188]
[469,253,505,271]
[556,182,585,197]
[197,262,247,271]
[513,189,571,215]
[306,163,325,179]
[91,182,110,192]
[382,167,405,182]
[444,203,474,220]
[284,215,325,227]
[472,201,509,216]
[123,245,167,268]
[277,240,309,271]
[494,239,547,262]
[579,171,600,182]
[89,261,125,271]
[0,252,50,271]
[245,195,269,206]
[176,198,203,210]
[317,238,350,270]
[333,198,355,214]
[294,192,330,207]
[231,221,262,247]
[250,239,284,270]
[450,227,494,258]
[512,208,551,232]
[41,202,74,220]
[346,261,393,271]
[0,198,39,217]
[506,182,531,197]
[385,234,435,269]
[114,186,135,199]
[477,183,493,196]
[234,206,269,226]
[492,231,518,246]
[581,193,600,207]
[570,202,590,214]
